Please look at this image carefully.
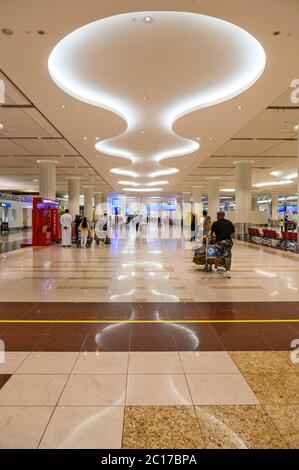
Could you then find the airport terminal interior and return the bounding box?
[0,0,298,450]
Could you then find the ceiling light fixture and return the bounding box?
[0,123,4,130]
[236,105,244,109]
[220,188,235,192]
[1,28,14,35]
[48,12,266,190]
[124,187,162,192]
[253,180,293,188]
[270,170,282,177]
[84,136,88,140]
[143,16,154,24]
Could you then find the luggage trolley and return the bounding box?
[204,236,218,271]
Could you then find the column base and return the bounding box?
[234,222,250,240]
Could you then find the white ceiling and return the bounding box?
[0,0,299,197]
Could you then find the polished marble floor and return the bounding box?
[0,233,299,302]
[0,351,298,448]
[0,234,298,449]
[0,230,32,255]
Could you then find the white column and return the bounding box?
[252,196,258,211]
[94,192,102,219]
[235,160,252,237]
[83,186,93,224]
[207,177,220,222]
[119,195,127,217]
[192,186,202,219]
[67,177,80,220]
[183,192,191,226]
[271,193,280,226]
[39,160,56,200]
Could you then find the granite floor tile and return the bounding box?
[72,352,128,375]
[2,335,42,352]
[130,334,177,352]
[195,405,287,449]
[35,334,87,352]
[179,352,240,374]
[0,374,68,406]
[229,351,295,374]
[218,334,271,351]
[126,375,192,406]
[0,351,30,374]
[175,333,225,351]
[243,373,299,404]
[58,374,126,406]
[0,406,54,449]
[0,374,11,390]
[265,405,299,449]
[82,334,130,352]
[15,352,79,375]
[39,406,124,449]
[128,352,183,374]
[122,406,204,449]
[186,374,259,405]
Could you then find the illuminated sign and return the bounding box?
[1,203,11,208]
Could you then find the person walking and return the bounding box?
[74,214,82,243]
[79,217,89,247]
[60,209,73,247]
[211,211,235,279]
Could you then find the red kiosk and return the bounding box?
[30,197,61,246]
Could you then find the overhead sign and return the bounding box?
[1,203,11,208]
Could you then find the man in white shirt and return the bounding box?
[60,209,73,247]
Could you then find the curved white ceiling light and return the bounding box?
[124,187,163,192]
[253,180,293,188]
[48,11,266,192]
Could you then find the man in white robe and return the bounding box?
[60,209,73,247]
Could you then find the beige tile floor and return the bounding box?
[0,351,298,448]
[1,232,299,302]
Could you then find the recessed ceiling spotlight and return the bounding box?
[141,130,145,135]
[143,16,154,24]
[0,123,4,130]
[209,137,213,142]
[36,160,41,163]
[33,179,38,182]
[1,28,14,35]
[60,104,66,109]
[95,136,99,140]
[142,94,148,101]
[236,105,244,109]
[84,136,88,140]
[196,137,200,141]
[294,124,299,131]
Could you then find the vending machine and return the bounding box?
[31,198,61,246]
